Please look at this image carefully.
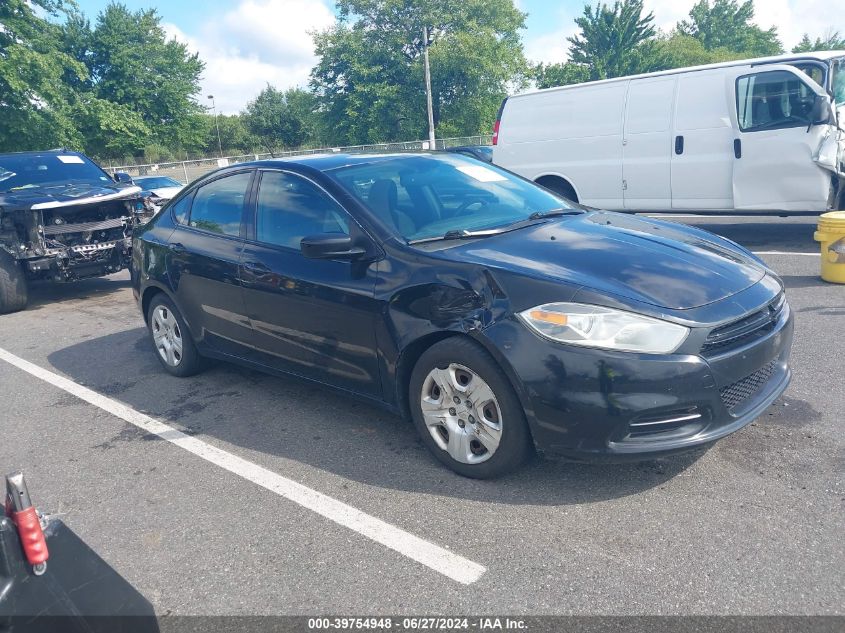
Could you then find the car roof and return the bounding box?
[0,148,86,158]
[232,152,441,173]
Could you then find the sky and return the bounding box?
[72,0,845,114]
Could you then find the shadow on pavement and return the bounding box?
[46,327,708,507]
[25,274,131,311]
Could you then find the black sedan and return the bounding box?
[131,153,793,478]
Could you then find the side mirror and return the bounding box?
[300,233,366,260]
[114,172,133,184]
[810,94,832,126]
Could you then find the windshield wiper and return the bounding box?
[408,208,586,245]
[409,228,504,245]
[528,208,585,220]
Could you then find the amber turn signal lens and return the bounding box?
[528,310,568,326]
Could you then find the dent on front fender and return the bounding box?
[814,127,844,176]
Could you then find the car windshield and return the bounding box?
[0,153,113,192]
[136,176,182,188]
[329,154,573,242]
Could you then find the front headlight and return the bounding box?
[518,302,689,354]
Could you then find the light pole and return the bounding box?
[422,26,436,148]
[207,94,223,158]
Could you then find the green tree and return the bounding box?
[311,0,528,145]
[0,0,86,151]
[72,95,151,158]
[567,0,664,81]
[678,0,783,57]
[792,31,845,53]
[75,3,206,153]
[656,32,742,69]
[204,114,260,155]
[243,86,315,152]
[533,62,590,89]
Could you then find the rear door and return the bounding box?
[238,169,382,397]
[166,170,255,357]
[622,76,677,210]
[671,69,736,209]
[730,64,833,211]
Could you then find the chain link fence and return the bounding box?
[107,135,493,184]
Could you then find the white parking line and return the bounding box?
[752,251,821,256]
[0,346,486,585]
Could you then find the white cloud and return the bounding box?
[165,0,335,114]
[524,0,845,66]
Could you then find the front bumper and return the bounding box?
[485,301,794,461]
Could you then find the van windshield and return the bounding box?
[329,154,575,242]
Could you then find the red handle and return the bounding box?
[12,506,49,566]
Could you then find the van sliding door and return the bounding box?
[670,71,735,210]
[622,76,677,210]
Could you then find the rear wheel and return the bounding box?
[409,337,532,478]
[147,294,204,377]
[0,250,28,314]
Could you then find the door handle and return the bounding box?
[242,261,271,274]
[734,139,742,159]
[170,242,186,253]
[674,135,684,155]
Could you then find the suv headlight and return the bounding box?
[518,302,689,354]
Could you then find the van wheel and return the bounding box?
[146,294,204,377]
[409,337,532,479]
[537,177,578,203]
[0,250,29,314]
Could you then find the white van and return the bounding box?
[493,51,845,213]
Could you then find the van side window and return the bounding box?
[736,70,817,132]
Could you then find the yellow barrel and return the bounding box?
[814,211,845,284]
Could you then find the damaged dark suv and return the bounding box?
[0,149,152,313]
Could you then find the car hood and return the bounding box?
[0,182,141,211]
[446,212,767,310]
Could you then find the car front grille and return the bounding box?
[719,361,777,412]
[702,293,785,355]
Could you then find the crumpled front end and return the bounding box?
[1,195,154,281]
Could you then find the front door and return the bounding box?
[166,170,255,357]
[731,65,834,212]
[239,169,382,398]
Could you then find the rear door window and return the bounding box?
[188,171,252,237]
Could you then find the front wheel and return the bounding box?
[0,250,28,314]
[409,338,532,478]
[146,294,204,377]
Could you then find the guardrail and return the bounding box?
[107,135,493,183]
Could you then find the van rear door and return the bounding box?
[671,69,736,209]
[622,76,677,210]
[730,64,834,212]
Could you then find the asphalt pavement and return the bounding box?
[0,215,842,615]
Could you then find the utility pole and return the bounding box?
[422,26,436,148]
[207,94,223,158]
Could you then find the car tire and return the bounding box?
[409,337,532,478]
[146,294,204,377]
[0,250,28,315]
